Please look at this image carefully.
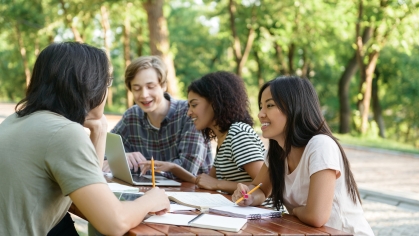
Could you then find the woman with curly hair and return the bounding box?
[187,71,265,193]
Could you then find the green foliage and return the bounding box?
[0,0,418,150]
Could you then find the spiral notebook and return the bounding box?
[209,206,282,219]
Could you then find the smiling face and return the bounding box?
[258,86,287,145]
[130,68,167,114]
[187,91,215,131]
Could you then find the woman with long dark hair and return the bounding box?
[232,76,373,235]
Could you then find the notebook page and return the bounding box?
[190,214,247,232]
[166,192,235,209]
[144,213,195,226]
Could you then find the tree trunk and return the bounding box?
[136,25,144,57]
[288,43,295,74]
[124,2,134,108]
[143,0,178,97]
[253,50,264,88]
[228,0,255,77]
[15,25,31,87]
[359,51,379,134]
[338,27,372,134]
[273,42,288,75]
[301,49,309,78]
[100,5,113,107]
[59,0,83,43]
[372,70,385,138]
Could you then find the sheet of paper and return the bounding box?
[190,214,247,232]
[169,204,196,212]
[144,213,195,226]
[108,183,139,193]
[167,192,235,207]
[165,192,210,197]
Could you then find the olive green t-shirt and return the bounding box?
[0,111,106,236]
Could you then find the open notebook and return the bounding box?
[144,213,247,232]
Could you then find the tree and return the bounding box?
[143,0,179,97]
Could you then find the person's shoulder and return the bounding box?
[307,134,339,150]
[229,122,256,135]
[172,98,189,112]
[123,105,143,116]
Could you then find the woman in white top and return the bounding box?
[232,76,373,235]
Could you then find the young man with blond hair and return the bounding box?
[104,56,212,180]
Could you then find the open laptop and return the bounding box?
[105,132,181,186]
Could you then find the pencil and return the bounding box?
[235,183,262,204]
[151,157,156,187]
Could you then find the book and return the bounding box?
[144,213,247,232]
[209,205,282,219]
[108,183,139,193]
[165,192,235,211]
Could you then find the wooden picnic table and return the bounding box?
[69,176,352,236]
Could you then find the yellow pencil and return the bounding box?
[235,183,262,204]
[151,157,156,188]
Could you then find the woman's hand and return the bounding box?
[232,183,253,206]
[195,174,219,190]
[139,160,174,176]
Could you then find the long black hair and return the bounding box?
[188,71,253,142]
[16,42,110,125]
[258,76,361,210]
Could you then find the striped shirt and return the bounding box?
[111,93,213,179]
[214,122,265,182]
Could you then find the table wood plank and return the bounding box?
[267,218,329,236]
[246,219,304,236]
[145,223,196,236]
[126,224,166,236]
[239,222,277,235]
[282,216,352,236]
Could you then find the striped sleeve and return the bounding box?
[230,123,265,167]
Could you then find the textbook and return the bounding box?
[144,213,247,232]
[209,205,282,219]
[165,192,235,211]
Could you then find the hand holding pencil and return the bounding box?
[233,183,262,206]
[151,157,156,187]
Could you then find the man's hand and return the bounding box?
[126,152,147,172]
[139,160,174,176]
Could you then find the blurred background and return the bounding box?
[1,0,418,152]
[2,1,419,235]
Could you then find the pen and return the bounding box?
[235,183,262,204]
[151,157,155,187]
[187,213,204,224]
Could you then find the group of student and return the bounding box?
[0,42,373,236]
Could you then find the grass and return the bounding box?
[334,133,419,156]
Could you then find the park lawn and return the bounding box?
[334,133,419,156]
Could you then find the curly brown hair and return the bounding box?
[187,71,253,142]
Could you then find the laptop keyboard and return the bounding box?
[132,174,154,183]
